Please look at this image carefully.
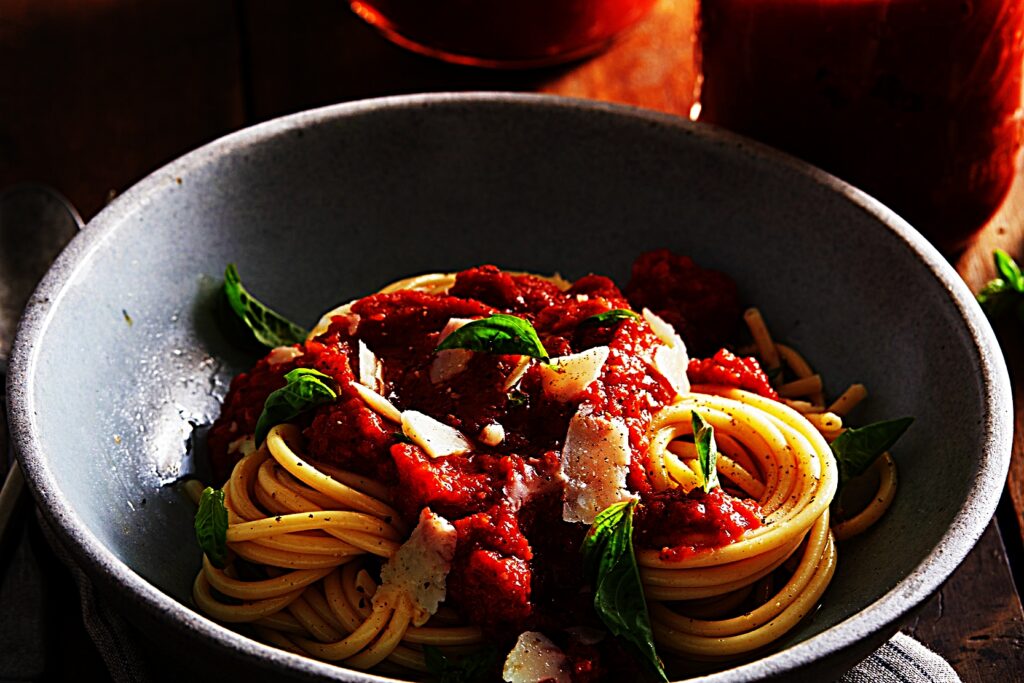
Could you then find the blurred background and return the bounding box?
[2,1,1024,681]
[1,0,697,220]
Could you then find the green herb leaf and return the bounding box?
[978,250,1024,322]
[435,314,548,360]
[581,501,668,683]
[830,417,913,488]
[194,487,229,568]
[692,411,720,493]
[253,368,338,445]
[422,645,503,683]
[582,308,640,328]
[223,264,309,348]
[977,278,1017,319]
[507,390,529,409]
[995,249,1024,292]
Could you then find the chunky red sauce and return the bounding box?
[625,249,741,355]
[688,348,779,400]
[209,253,763,676]
[635,487,763,562]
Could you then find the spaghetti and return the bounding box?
[190,254,904,681]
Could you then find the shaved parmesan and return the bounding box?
[430,318,475,384]
[502,632,571,683]
[227,435,256,456]
[546,273,572,292]
[309,301,357,339]
[539,346,609,402]
[439,317,475,341]
[402,410,473,458]
[642,308,691,397]
[267,345,303,366]
[505,463,566,512]
[561,410,637,524]
[479,423,506,446]
[350,382,402,423]
[358,340,384,393]
[375,509,457,627]
[503,355,533,391]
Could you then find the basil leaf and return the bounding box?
[994,249,1024,292]
[194,487,229,568]
[977,278,1017,319]
[253,368,337,445]
[830,417,913,488]
[223,264,309,348]
[507,389,529,409]
[581,501,668,683]
[582,308,640,327]
[978,251,1024,323]
[422,645,503,683]
[435,314,548,360]
[692,411,720,493]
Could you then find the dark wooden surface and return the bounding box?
[2,0,1023,680]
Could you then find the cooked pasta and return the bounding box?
[189,253,904,681]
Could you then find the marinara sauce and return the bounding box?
[696,0,1024,251]
[208,254,762,667]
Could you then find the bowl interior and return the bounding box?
[13,95,1006,680]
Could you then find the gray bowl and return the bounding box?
[8,93,1012,682]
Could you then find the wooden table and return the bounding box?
[3,0,1023,680]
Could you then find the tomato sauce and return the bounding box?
[688,348,778,400]
[635,487,763,562]
[625,249,741,355]
[209,253,763,661]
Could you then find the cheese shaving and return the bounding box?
[502,631,571,683]
[560,410,637,524]
[402,410,473,458]
[375,509,457,627]
[350,381,402,423]
[642,308,691,397]
[539,346,609,402]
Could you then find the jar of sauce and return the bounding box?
[695,0,1024,252]
[349,0,657,68]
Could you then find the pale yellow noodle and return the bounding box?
[828,383,868,417]
[777,374,823,399]
[289,594,343,642]
[833,453,898,541]
[744,308,781,371]
[189,271,900,673]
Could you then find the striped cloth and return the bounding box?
[840,633,961,683]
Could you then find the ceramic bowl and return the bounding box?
[8,93,1012,682]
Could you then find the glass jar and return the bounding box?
[695,0,1024,252]
[349,0,657,68]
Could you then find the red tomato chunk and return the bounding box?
[635,488,762,562]
[688,348,779,399]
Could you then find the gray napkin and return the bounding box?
[6,514,962,683]
[839,633,961,683]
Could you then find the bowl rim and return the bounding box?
[7,92,1013,682]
